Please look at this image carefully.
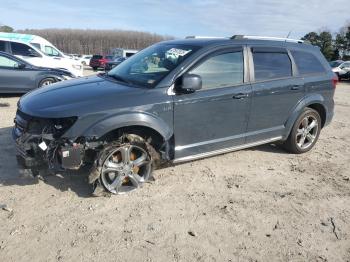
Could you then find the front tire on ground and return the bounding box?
[283,107,322,154]
[90,134,155,195]
[39,78,56,88]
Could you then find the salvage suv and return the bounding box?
[13,35,336,195]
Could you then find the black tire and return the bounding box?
[89,134,157,196]
[283,108,322,154]
[82,61,86,66]
[39,77,56,88]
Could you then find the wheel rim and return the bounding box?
[295,115,318,150]
[40,79,54,87]
[100,144,151,194]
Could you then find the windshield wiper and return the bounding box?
[108,74,133,85]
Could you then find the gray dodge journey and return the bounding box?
[13,35,336,195]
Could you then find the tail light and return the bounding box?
[332,75,338,89]
[99,58,107,65]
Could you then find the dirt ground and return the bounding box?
[0,77,349,262]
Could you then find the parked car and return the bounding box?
[0,32,83,77]
[89,55,114,71]
[330,60,350,80]
[104,56,127,71]
[111,48,138,58]
[0,51,74,93]
[79,55,92,66]
[13,35,336,195]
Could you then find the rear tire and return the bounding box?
[283,108,321,154]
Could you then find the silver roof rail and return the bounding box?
[185,36,227,39]
[231,35,304,43]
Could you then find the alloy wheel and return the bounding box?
[100,144,151,194]
[295,115,319,150]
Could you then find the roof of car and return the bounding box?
[160,37,316,50]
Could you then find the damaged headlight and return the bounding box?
[51,116,78,138]
[14,110,77,139]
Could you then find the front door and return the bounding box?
[0,54,32,92]
[173,48,251,160]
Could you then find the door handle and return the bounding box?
[232,93,248,99]
[291,85,302,90]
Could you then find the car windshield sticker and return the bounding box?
[166,48,191,57]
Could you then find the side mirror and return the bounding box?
[17,63,26,69]
[176,74,202,94]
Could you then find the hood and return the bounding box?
[33,65,74,77]
[19,75,145,118]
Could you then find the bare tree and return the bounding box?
[16,28,174,54]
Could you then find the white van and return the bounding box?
[111,48,138,58]
[0,32,83,77]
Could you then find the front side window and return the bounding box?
[0,55,19,68]
[44,46,61,57]
[253,51,292,81]
[0,40,6,52]
[108,44,200,88]
[291,50,325,75]
[11,42,40,57]
[189,51,244,90]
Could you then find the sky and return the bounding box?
[0,0,349,39]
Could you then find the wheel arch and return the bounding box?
[284,94,327,138]
[81,112,174,158]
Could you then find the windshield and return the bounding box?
[44,45,62,57]
[107,44,200,88]
[329,61,343,68]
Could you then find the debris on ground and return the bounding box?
[330,217,340,240]
[0,102,10,107]
[0,204,13,212]
[188,231,196,237]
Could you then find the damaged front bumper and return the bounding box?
[13,110,85,173]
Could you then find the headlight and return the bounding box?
[61,75,73,80]
[72,64,82,70]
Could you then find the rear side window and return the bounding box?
[11,42,39,57]
[0,41,6,52]
[291,50,326,75]
[92,55,102,59]
[189,51,244,90]
[253,51,292,81]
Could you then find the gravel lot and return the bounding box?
[0,77,349,261]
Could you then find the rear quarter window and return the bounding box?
[291,50,326,75]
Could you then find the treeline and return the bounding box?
[15,28,173,54]
[302,21,350,61]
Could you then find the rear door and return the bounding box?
[173,47,252,159]
[246,46,304,143]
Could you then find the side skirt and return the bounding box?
[173,136,283,164]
